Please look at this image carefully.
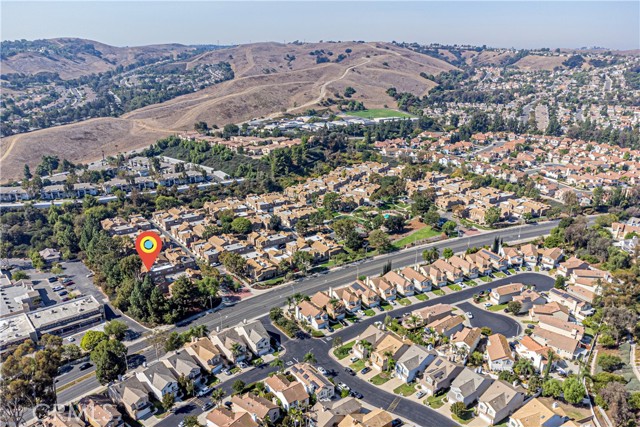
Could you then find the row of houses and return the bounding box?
[108,320,271,420]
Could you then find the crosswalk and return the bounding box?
[387,397,401,413]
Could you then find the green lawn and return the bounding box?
[346,108,414,119]
[448,284,462,291]
[488,303,508,312]
[508,269,516,274]
[494,272,507,278]
[432,289,445,296]
[350,359,366,372]
[452,411,475,425]
[381,302,393,311]
[535,266,540,272]
[397,298,412,306]
[426,391,446,409]
[331,322,344,330]
[479,276,492,282]
[415,294,429,301]
[370,374,391,385]
[393,383,417,396]
[464,280,477,287]
[364,309,376,316]
[393,226,442,248]
[334,342,355,360]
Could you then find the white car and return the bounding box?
[465,312,474,319]
[318,367,327,375]
[357,310,365,316]
[484,303,493,308]
[415,390,426,399]
[349,356,360,363]
[337,382,350,392]
[197,386,212,397]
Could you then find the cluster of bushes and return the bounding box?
[269,307,300,338]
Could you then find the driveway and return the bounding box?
[457,301,521,338]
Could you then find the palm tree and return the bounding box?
[303,352,317,364]
[407,314,420,330]
[231,342,244,359]
[270,357,285,371]
[190,324,208,338]
[285,296,294,312]
[543,349,556,379]
[383,350,395,373]
[210,388,225,407]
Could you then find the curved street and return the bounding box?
[156,273,554,427]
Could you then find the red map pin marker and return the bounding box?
[136,231,163,271]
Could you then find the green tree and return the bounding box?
[232,380,246,394]
[293,251,313,275]
[268,215,282,231]
[231,217,252,234]
[554,275,566,289]
[104,320,128,341]
[442,221,457,236]
[442,248,454,259]
[451,401,466,418]
[323,192,341,212]
[219,252,247,276]
[303,352,317,364]
[270,358,285,371]
[542,379,563,398]
[80,330,108,352]
[484,207,502,226]
[183,415,203,427]
[90,339,127,385]
[597,354,623,372]
[422,247,439,263]
[164,332,184,352]
[507,301,522,314]
[368,230,392,252]
[210,388,226,407]
[562,376,586,404]
[162,392,175,411]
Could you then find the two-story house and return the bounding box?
[478,381,526,425]
[447,368,493,407]
[108,377,154,420]
[264,374,310,411]
[136,363,180,401]
[486,334,515,372]
[295,300,329,330]
[421,356,464,396]
[394,345,435,383]
[290,363,335,401]
[236,320,272,356]
[399,266,432,292]
[185,337,224,373]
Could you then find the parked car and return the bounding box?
[349,356,360,363]
[317,367,328,375]
[223,401,232,409]
[415,390,426,399]
[201,402,213,411]
[391,419,403,427]
[79,363,92,370]
[337,383,350,391]
[197,386,212,397]
[344,367,356,376]
[465,312,473,319]
[484,302,493,308]
[57,290,68,296]
[357,310,365,316]
[48,277,58,283]
[238,361,248,369]
[52,285,64,292]
[66,337,75,342]
[360,367,371,375]
[527,324,535,329]
[350,390,363,399]
[222,368,232,375]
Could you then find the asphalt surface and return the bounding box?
[154,272,554,427]
[53,221,559,416]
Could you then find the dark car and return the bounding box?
[223,401,233,409]
[48,277,58,283]
[344,367,356,376]
[350,390,363,399]
[391,419,403,427]
[79,362,92,370]
[360,367,371,375]
[201,402,213,411]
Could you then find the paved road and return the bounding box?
[457,301,521,337]
[54,222,561,400]
[155,272,554,427]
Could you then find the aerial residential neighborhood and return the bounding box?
[1,3,640,427]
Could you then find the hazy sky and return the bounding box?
[2,1,639,50]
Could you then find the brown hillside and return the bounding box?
[1,41,456,181]
[1,38,193,79]
[514,55,566,71]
